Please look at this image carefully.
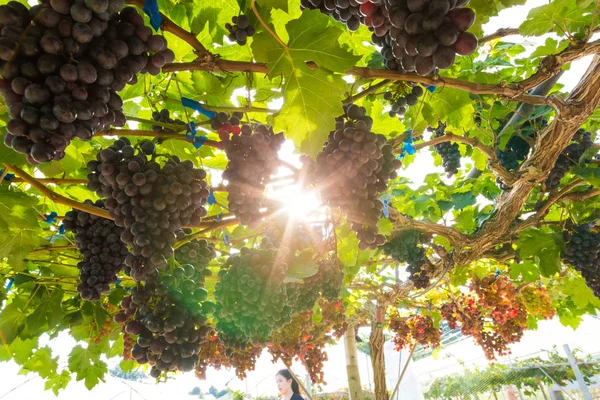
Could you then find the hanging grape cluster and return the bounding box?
[210,111,243,138]
[496,135,531,170]
[288,259,345,313]
[428,122,460,177]
[152,109,185,133]
[389,312,441,350]
[0,1,173,164]
[86,137,209,280]
[63,200,129,300]
[114,272,212,376]
[518,285,555,320]
[315,104,400,250]
[221,123,285,226]
[441,275,527,360]
[225,15,255,45]
[381,229,430,289]
[562,224,600,298]
[300,0,478,74]
[174,238,216,283]
[545,129,593,191]
[384,84,423,119]
[214,245,294,347]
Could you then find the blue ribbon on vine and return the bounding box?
[215,212,223,221]
[396,130,416,159]
[142,0,162,31]
[494,268,501,278]
[7,279,14,290]
[207,191,216,205]
[0,170,15,182]
[116,279,122,286]
[59,224,65,234]
[45,211,58,223]
[181,97,217,119]
[223,234,231,246]
[182,120,208,149]
[382,199,390,218]
[427,85,436,93]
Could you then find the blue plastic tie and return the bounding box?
[193,136,208,149]
[427,85,436,93]
[7,279,14,290]
[494,269,501,278]
[215,213,223,221]
[59,224,65,234]
[415,308,420,314]
[382,199,390,218]
[403,141,416,155]
[207,191,216,205]
[116,279,122,286]
[45,211,58,223]
[223,234,231,246]
[396,153,405,160]
[185,121,197,140]
[125,287,132,292]
[181,97,217,119]
[0,170,15,182]
[143,0,162,31]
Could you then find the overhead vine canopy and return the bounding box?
[0,0,599,397]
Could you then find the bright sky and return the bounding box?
[2,1,600,398]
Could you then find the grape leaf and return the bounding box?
[44,370,71,396]
[24,289,65,336]
[516,229,562,277]
[20,347,58,379]
[251,10,361,157]
[508,260,540,282]
[68,345,108,390]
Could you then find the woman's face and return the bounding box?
[276,374,292,395]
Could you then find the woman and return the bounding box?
[275,369,303,400]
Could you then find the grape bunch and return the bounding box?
[442,275,527,360]
[388,312,441,350]
[221,123,285,226]
[300,0,478,74]
[214,245,294,347]
[175,238,216,276]
[315,104,400,250]
[518,285,555,320]
[428,122,460,177]
[496,135,531,170]
[381,229,430,289]
[384,84,423,119]
[210,111,243,139]
[225,15,255,45]
[86,137,210,280]
[562,224,600,298]
[62,200,129,300]
[152,109,185,132]
[545,129,593,191]
[0,1,174,164]
[288,259,345,313]
[114,273,212,376]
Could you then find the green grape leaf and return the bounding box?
[508,260,540,282]
[68,345,108,390]
[44,370,72,396]
[426,88,475,131]
[251,10,361,157]
[516,229,562,277]
[24,289,64,336]
[20,347,58,379]
[286,249,318,281]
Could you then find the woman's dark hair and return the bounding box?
[277,369,300,394]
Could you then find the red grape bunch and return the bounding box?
[63,200,129,300]
[0,0,174,164]
[225,15,255,45]
[315,104,401,250]
[389,312,441,350]
[221,123,285,226]
[210,111,244,138]
[114,271,212,377]
[86,137,210,280]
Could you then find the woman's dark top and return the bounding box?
[290,394,304,400]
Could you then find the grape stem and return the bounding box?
[343,80,391,104]
[124,0,210,57]
[250,0,288,50]
[9,177,88,185]
[163,38,600,109]
[124,115,188,132]
[95,129,223,149]
[479,28,520,44]
[412,131,516,185]
[162,95,278,114]
[28,245,77,254]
